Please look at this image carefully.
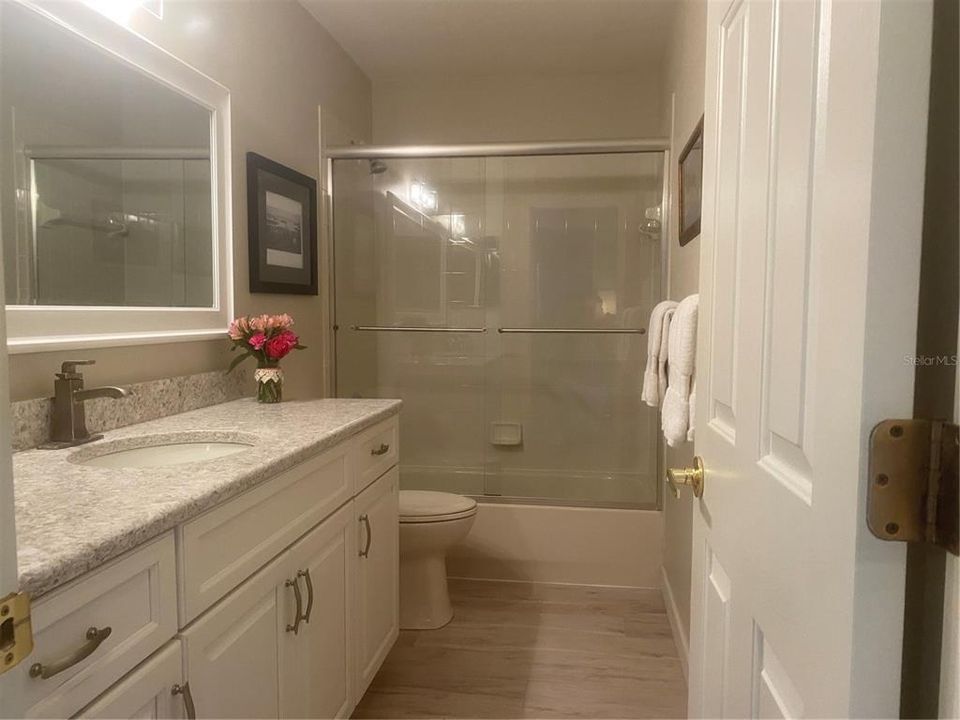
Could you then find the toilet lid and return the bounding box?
[399,490,477,522]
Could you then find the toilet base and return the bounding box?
[399,553,454,630]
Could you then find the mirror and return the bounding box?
[1,2,214,309]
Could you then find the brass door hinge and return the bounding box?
[867,419,958,555]
[0,591,34,675]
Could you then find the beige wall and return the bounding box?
[372,72,665,145]
[7,0,372,401]
[659,0,706,655]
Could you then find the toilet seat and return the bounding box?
[399,490,478,523]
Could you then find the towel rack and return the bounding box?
[497,328,645,334]
[349,326,487,333]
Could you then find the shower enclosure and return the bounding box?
[331,142,666,509]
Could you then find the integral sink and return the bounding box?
[70,433,257,469]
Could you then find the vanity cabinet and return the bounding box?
[354,467,400,697]
[15,414,400,720]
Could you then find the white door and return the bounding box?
[280,503,354,720]
[689,0,933,717]
[354,467,399,697]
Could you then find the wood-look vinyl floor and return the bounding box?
[353,578,688,719]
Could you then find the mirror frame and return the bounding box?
[4,0,233,353]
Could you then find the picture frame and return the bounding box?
[246,152,318,295]
[678,116,704,246]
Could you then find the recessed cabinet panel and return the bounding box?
[354,467,400,696]
[180,555,287,719]
[280,503,355,720]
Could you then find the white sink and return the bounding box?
[73,435,256,469]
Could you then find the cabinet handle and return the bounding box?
[285,578,303,634]
[172,682,197,719]
[297,569,314,623]
[359,513,372,558]
[371,443,390,456]
[29,626,112,680]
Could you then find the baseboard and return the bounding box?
[661,565,690,682]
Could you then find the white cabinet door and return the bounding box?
[79,641,184,720]
[353,467,399,696]
[279,504,354,720]
[690,0,932,717]
[180,555,288,719]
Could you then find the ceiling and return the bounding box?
[299,0,677,81]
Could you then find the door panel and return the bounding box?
[181,566,283,719]
[354,467,399,696]
[280,504,353,720]
[690,0,932,716]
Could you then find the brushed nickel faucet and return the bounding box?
[42,360,130,449]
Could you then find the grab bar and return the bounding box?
[497,328,646,334]
[350,326,487,333]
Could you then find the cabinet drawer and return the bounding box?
[350,416,399,493]
[9,534,177,719]
[78,640,184,719]
[178,442,352,623]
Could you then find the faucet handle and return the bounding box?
[58,360,95,378]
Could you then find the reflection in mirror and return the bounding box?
[1,2,214,308]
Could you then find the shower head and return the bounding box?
[369,159,388,175]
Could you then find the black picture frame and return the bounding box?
[678,116,704,247]
[246,152,318,295]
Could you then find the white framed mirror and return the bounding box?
[1,0,232,352]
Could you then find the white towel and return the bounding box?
[662,294,699,447]
[658,308,675,401]
[641,300,678,407]
[687,376,696,442]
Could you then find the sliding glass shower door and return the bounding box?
[333,150,664,508]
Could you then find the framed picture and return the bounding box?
[246,152,318,294]
[678,116,704,246]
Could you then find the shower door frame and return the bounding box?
[326,139,671,510]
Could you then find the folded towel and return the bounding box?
[662,294,699,446]
[658,308,675,401]
[641,300,678,407]
[687,376,696,442]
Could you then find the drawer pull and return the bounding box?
[297,569,314,623]
[29,625,112,679]
[359,513,372,558]
[371,443,390,456]
[285,578,303,635]
[172,682,197,719]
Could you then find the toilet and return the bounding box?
[399,490,478,630]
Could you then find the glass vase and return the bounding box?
[254,366,283,404]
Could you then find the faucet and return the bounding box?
[43,360,130,449]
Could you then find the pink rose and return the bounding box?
[227,316,250,340]
[248,332,267,350]
[265,330,298,360]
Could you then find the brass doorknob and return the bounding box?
[666,456,704,499]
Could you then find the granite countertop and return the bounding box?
[14,397,401,599]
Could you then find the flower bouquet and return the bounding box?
[227,314,305,403]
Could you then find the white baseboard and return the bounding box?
[661,565,690,682]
